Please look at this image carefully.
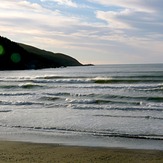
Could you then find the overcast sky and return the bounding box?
[0,0,163,64]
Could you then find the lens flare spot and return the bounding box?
[0,45,5,56]
[11,53,21,63]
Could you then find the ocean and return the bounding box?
[0,64,163,150]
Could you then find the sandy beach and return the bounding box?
[0,141,162,163]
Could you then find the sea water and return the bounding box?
[0,64,163,150]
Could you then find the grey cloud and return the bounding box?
[0,0,163,64]
[116,10,163,37]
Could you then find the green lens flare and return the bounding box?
[11,53,21,63]
[0,45,5,55]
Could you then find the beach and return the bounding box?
[0,141,163,163]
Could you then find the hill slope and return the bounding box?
[0,36,82,70]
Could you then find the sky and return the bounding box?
[0,0,163,64]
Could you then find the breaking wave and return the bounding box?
[3,124,163,140]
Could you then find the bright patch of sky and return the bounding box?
[0,0,163,64]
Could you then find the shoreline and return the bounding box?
[0,127,163,151]
[0,140,163,163]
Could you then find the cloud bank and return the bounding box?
[0,0,162,64]
[41,0,77,8]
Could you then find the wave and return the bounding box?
[35,74,163,80]
[0,83,45,89]
[39,96,61,101]
[93,132,163,140]
[93,78,163,84]
[0,92,35,96]
[65,98,141,106]
[44,92,71,96]
[95,99,141,105]
[71,105,163,111]
[35,75,87,80]
[0,85,18,89]
[38,78,163,85]
[113,75,163,78]
[4,125,163,140]
[19,83,45,89]
[0,110,12,113]
[0,100,43,106]
[62,83,163,90]
[1,72,163,80]
[0,77,163,93]
[100,94,163,103]
[39,92,163,108]
[94,114,163,120]
[146,97,163,102]
[42,92,163,103]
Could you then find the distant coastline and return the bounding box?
[0,36,84,70]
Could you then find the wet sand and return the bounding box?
[0,141,163,163]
